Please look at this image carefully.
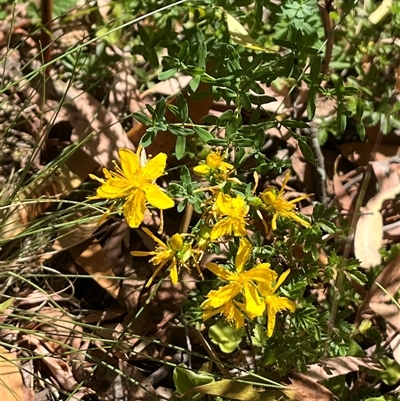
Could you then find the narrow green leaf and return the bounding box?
[176,93,189,122]
[175,136,186,159]
[198,42,207,69]
[298,138,316,166]
[133,112,152,126]
[159,67,178,80]
[307,87,316,119]
[193,126,214,142]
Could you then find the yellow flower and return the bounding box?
[260,171,310,230]
[258,270,296,337]
[193,151,233,178]
[89,147,174,228]
[210,192,249,239]
[201,238,276,329]
[131,228,192,286]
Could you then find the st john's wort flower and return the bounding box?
[260,171,310,230]
[89,147,174,228]
[201,238,276,329]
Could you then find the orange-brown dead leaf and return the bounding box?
[69,238,121,299]
[340,142,400,166]
[0,346,25,401]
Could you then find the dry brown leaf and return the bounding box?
[356,254,400,323]
[69,238,121,299]
[305,357,383,382]
[54,221,100,251]
[340,142,400,165]
[370,302,400,331]
[289,373,335,401]
[118,360,157,401]
[0,346,25,401]
[354,184,400,268]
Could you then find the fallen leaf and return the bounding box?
[370,302,400,331]
[340,142,400,166]
[356,253,400,323]
[354,184,400,268]
[69,238,121,299]
[305,357,383,382]
[0,346,25,401]
[289,373,335,401]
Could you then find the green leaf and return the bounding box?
[193,126,214,142]
[180,165,191,187]
[173,364,214,395]
[168,125,194,137]
[209,319,245,353]
[159,68,178,80]
[337,109,347,133]
[133,112,152,126]
[240,92,252,111]
[189,75,201,92]
[155,97,166,121]
[375,357,400,385]
[298,138,316,166]
[175,136,186,160]
[197,42,207,69]
[176,93,189,122]
[0,298,13,312]
[307,87,316,119]
[310,55,321,83]
[356,121,366,141]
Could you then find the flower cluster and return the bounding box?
[201,238,296,336]
[89,147,311,337]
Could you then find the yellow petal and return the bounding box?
[143,184,175,210]
[95,177,130,199]
[287,212,311,228]
[193,164,210,176]
[202,304,223,321]
[232,219,247,237]
[265,294,296,336]
[119,148,140,181]
[271,213,278,230]
[215,192,233,216]
[210,217,234,240]
[170,233,183,251]
[170,260,179,284]
[242,282,265,318]
[235,238,252,273]
[266,301,277,337]
[205,283,241,308]
[141,227,168,249]
[142,152,168,181]
[223,301,245,329]
[278,171,291,196]
[221,161,234,172]
[131,250,157,257]
[145,260,169,287]
[206,262,235,281]
[242,264,277,284]
[272,269,291,293]
[123,190,146,228]
[261,190,277,206]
